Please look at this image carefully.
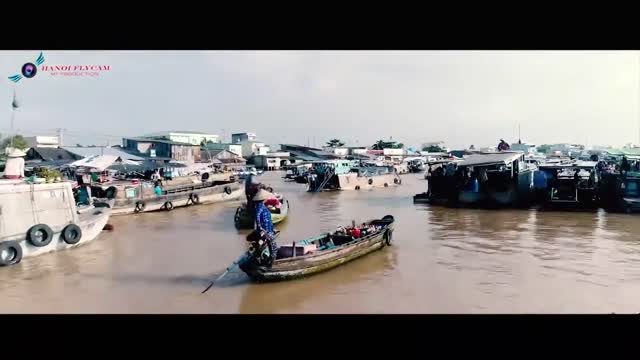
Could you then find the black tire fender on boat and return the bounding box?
[383,229,393,246]
[368,178,373,185]
[164,201,174,211]
[355,185,360,190]
[224,186,232,195]
[61,224,82,245]
[384,183,388,187]
[190,193,200,204]
[266,187,274,193]
[0,241,23,266]
[105,186,118,199]
[394,178,401,185]
[134,201,146,213]
[27,224,54,247]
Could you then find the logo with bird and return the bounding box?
[8,52,45,83]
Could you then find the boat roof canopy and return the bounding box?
[538,160,598,170]
[458,152,523,167]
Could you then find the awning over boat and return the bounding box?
[68,155,140,170]
[459,152,523,167]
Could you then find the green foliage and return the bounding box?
[35,167,63,182]
[326,139,345,148]
[371,140,403,150]
[422,145,444,152]
[0,135,28,150]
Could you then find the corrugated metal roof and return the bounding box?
[64,146,145,161]
[459,152,523,167]
[28,147,78,162]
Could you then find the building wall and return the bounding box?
[168,133,218,145]
[205,143,243,156]
[254,155,285,170]
[228,144,242,156]
[24,136,59,149]
[232,133,257,143]
[322,147,349,156]
[256,146,270,156]
[240,141,266,158]
[351,148,368,155]
[170,144,201,163]
[383,148,405,156]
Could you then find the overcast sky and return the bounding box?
[1,51,638,150]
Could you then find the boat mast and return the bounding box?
[518,123,521,144]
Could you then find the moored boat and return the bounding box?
[92,172,243,216]
[306,160,401,192]
[239,215,395,282]
[536,161,599,210]
[0,179,111,267]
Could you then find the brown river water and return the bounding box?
[2,172,640,313]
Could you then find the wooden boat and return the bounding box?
[239,215,395,282]
[234,194,290,229]
[91,173,243,216]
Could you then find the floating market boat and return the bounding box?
[599,171,640,213]
[238,215,395,282]
[91,172,243,216]
[234,193,290,229]
[306,160,401,192]
[0,179,111,267]
[536,161,599,209]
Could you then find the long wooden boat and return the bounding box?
[239,215,395,282]
[234,195,290,229]
[91,173,243,216]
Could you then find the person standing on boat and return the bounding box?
[3,148,26,179]
[621,156,630,174]
[252,189,278,262]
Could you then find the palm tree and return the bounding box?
[372,140,386,150]
[326,139,345,148]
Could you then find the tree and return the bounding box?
[326,139,345,148]
[422,145,444,152]
[537,144,551,153]
[0,134,28,150]
[371,139,403,150]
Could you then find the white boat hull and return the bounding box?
[1,207,111,261]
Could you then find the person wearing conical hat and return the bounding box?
[3,148,26,179]
[252,188,278,262]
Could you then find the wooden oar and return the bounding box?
[201,231,281,294]
[201,256,245,294]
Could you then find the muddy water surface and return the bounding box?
[2,172,640,313]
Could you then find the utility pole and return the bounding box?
[10,88,18,149]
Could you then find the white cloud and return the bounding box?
[0,50,638,149]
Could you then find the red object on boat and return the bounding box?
[264,197,281,208]
[132,179,140,184]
